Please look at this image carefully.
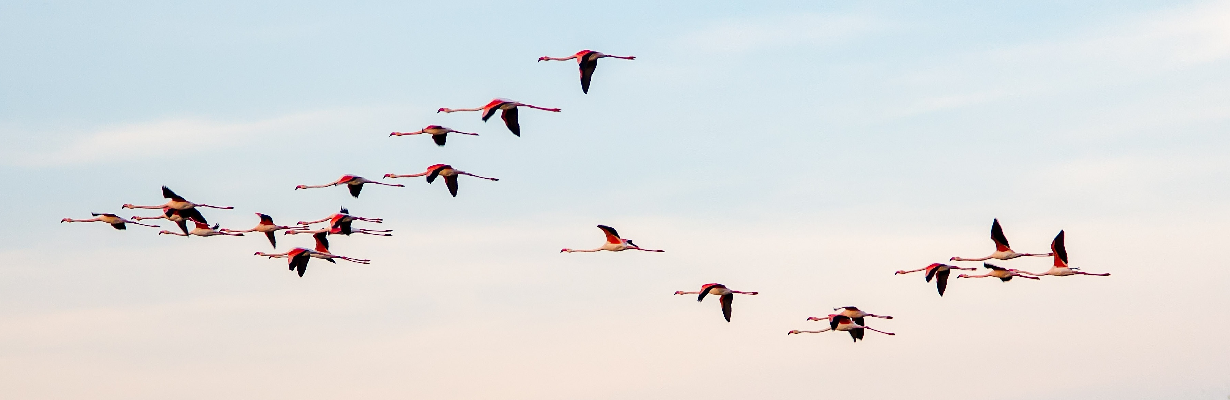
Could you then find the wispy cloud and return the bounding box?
[0,107,400,168]
[675,13,889,53]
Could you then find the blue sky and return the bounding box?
[3,1,1230,399]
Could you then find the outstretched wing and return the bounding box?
[597,225,621,244]
[697,284,720,302]
[830,315,847,331]
[501,107,520,136]
[445,175,459,197]
[1052,230,1068,267]
[313,232,330,252]
[853,317,865,326]
[720,293,733,322]
[162,186,185,201]
[849,328,864,342]
[925,266,938,282]
[181,208,207,224]
[257,214,274,224]
[579,55,598,94]
[174,219,189,236]
[936,269,951,296]
[289,251,310,277]
[432,133,447,146]
[990,219,1011,251]
[983,262,1007,271]
[426,165,447,183]
[110,223,126,230]
[265,231,277,248]
[348,183,363,198]
[481,101,505,121]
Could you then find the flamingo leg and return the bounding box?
[195,204,234,209]
[520,103,561,112]
[862,326,896,335]
[951,255,993,261]
[458,172,499,181]
[1075,271,1112,276]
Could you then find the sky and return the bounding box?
[2,0,1230,398]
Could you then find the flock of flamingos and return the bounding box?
[58,50,1111,342]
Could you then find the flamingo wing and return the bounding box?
[830,315,848,331]
[697,284,721,302]
[162,186,185,201]
[1052,230,1068,267]
[265,231,277,248]
[289,250,311,276]
[579,56,598,94]
[720,293,733,322]
[445,175,459,197]
[853,317,865,326]
[849,328,864,342]
[181,208,207,224]
[174,218,189,236]
[597,225,621,244]
[983,262,1007,271]
[480,101,505,121]
[347,183,363,198]
[333,219,353,235]
[990,219,1011,251]
[313,232,330,252]
[110,222,126,230]
[426,165,447,183]
[501,107,520,136]
[936,269,951,296]
[432,133,447,146]
[925,266,938,282]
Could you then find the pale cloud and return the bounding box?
[0,106,401,168]
[891,1,1230,117]
[675,13,889,53]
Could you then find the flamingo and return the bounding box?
[219,213,307,248]
[788,314,895,342]
[823,306,893,326]
[563,224,669,252]
[158,219,243,237]
[673,283,758,322]
[437,98,561,136]
[296,207,390,236]
[391,125,479,147]
[384,164,498,198]
[950,219,1052,261]
[61,213,158,230]
[895,263,978,296]
[1015,231,1111,277]
[131,207,194,235]
[123,186,233,212]
[538,50,636,94]
[253,237,370,277]
[295,175,403,198]
[957,262,1040,281]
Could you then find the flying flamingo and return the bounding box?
[437,98,561,136]
[123,186,233,213]
[957,262,1040,281]
[950,219,1052,261]
[219,213,307,248]
[673,283,758,322]
[895,263,978,296]
[788,314,895,342]
[560,225,664,253]
[253,234,370,277]
[384,164,498,197]
[158,219,244,237]
[538,50,636,93]
[296,207,390,236]
[131,207,193,235]
[391,125,479,146]
[61,213,158,230]
[824,306,894,326]
[1015,231,1111,277]
[295,175,403,198]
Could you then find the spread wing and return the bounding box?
[258,214,274,224]
[925,266,938,282]
[579,56,598,94]
[983,262,1006,271]
[426,165,446,183]
[174,219,189,236]
[432,133,447,146]
[990,219,1011,251]
[162,186,185,201]
[264,231,277,248]
[289,251,311,277]
[501,107,520,136]
[313,232,330,252]
[445,175,459,197]
[110,222,126,230]
[481,102,504,121]
[181,208,207,224]
[1052,230,1068,267]
[597,225,621,244]
[854,317,865,326]
[697,284,720,302]
[347,183,363,198]
[830,316,846,331]
[936,269,951,296]
[333,219,353,235]
[720,293,733,322]
[849,328,864,342]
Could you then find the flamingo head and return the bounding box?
[806,316,823,321]
[60,218,70,223]
[383,173,396,179]
[559,248,571,253]
[957,274,970,278]
[787,330,801,335]
[537,56,549,62]
[437,108,451,113]
[294,185,307,190]
[121,204,134,209]
[948,256,959,261]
